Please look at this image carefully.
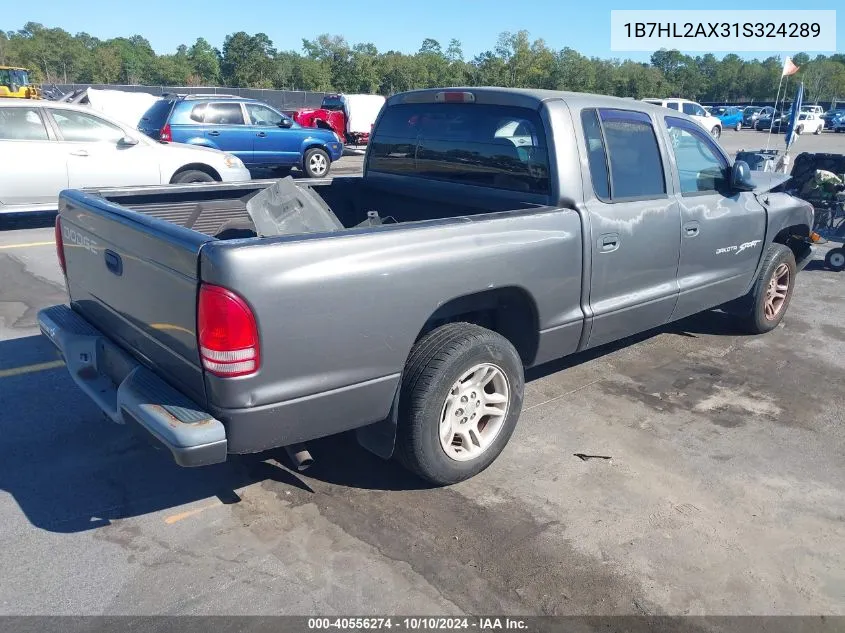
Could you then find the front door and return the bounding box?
[203,102,252,164]
[48,108,161,189]
[580,107,682,349]
[245,102,301,166]
[662,115,766,320]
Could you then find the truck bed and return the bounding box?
[92,176,543,240]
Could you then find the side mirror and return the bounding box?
[278,119,293,128]
[118,135,139,147]
[731,160,755,191]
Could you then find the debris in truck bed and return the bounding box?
[245,177,344,237]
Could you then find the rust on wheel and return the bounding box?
[764,262,790,320]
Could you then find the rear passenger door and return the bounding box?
[663,116,766,320]
[203,102,252,164]
[580,108,682,349]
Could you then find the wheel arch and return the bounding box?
[356,286,540,461]
[169,163,222,183]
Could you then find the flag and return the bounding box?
[782,57,800,77]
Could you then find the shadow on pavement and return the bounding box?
[0,211,57,231]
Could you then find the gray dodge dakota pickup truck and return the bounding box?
[39,87,815,485]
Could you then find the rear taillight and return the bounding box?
[435,91,476,103]
[198,284,260,378]
[159,123,172,142]
[55,216,66,275]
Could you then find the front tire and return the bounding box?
[711,126,721,139]
[825,247,845,272]
[395,323,525,485]
[814,125,823,135]
[171,169,216,184]
[796,125,804,135]
[303,148,330,178]
[737,243,796,334]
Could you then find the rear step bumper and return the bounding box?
[37,304,227,467]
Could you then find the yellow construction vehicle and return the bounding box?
[0,66,41,99]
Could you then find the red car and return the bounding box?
[293,93,386,146]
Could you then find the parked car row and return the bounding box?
[0,91,378,214]
[641,98,723,138]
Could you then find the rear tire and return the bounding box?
[711,126,721,139]
[796,125,804,135]
[734,121,742,131]
[171,169,216,184]
[736,243,796,334]
[825,248,845,272]
[814,125,823,135]
[303,148,331,178]
[395,323,525,486]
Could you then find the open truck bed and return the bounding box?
[94,175,543,239]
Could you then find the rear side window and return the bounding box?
[594,109,666,200]
[581,109,610,199]
[666,102,679,111]
[0,107,49,141]
[167,102,206,125]
[205,103,245,125]
[369,102,550,194]
[139,99,175,128]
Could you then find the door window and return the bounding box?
[246,103,284,126]
[0,107,49,140]
[596,109,666,200]
[49,109,124,143]
[666,102,679,110]
[204,103,245,125]
[682,103,706,117]
[665,116,729,194]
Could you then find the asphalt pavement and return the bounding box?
[1,134,844,617]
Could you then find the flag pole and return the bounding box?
[766,60,786,151]
[766,56,787,151]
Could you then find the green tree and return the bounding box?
[187,37,220,84]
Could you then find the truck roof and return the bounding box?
[388,87,667,115]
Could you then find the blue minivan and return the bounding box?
[138,95,344,178]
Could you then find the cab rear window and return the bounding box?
[369,103,550,194]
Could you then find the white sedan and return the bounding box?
[0,100,251,214]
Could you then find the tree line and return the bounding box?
[2,22,844,103]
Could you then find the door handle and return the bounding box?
[104,250,123,276]
[683,221,700,238]
[208,131,220,137]
[257,131,267,138]
[69,149,89,157]
[598,233,620,253]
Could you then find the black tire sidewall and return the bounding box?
[303,148,330,178]
[826,248,845,272]
[173,169,215,184]
[748,245,797,333]
[401,327,524,485]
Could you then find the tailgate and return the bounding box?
[58,189,212,404]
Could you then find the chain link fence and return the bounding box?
[41,84,328,111]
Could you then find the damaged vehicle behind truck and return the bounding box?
[39,88,815,485]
